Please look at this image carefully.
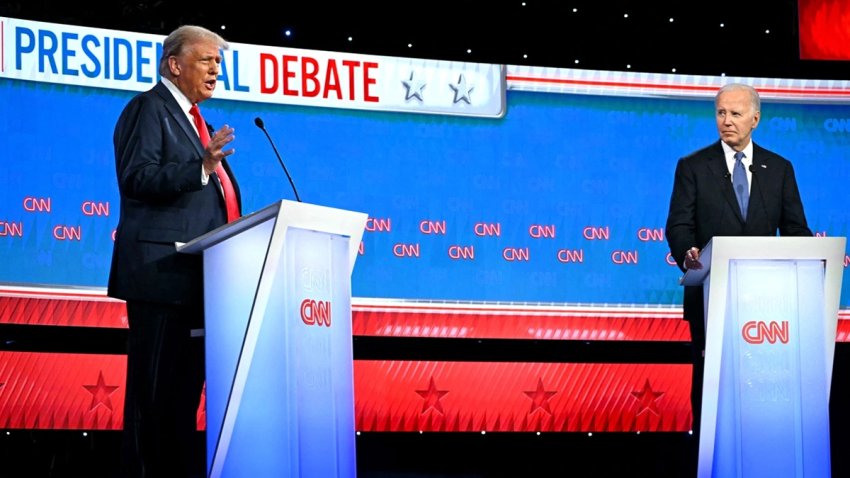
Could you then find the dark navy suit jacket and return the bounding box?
[665,140,811,324]
[108,81,241,306]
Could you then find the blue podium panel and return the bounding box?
[712,260,829,478]
[281,227,355,478]
[203,216,276,470]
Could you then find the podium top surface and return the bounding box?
[176,200,368,255]
[176,201,280,254]
[680,236,846,286]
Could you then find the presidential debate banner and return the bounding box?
[2,16,850,308]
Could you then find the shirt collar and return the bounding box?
[720,140,754,167]
[161,77,194,115]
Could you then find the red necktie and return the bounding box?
[189,104,240,223]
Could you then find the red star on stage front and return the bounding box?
[631,379,665,416]
[416,377,449,414]
[83,371,120,412]
[524,378,557,415]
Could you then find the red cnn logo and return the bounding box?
[448,245,475,260]
[81,201,110,216]
[301,299,331,327]
[742,320,789,344]
[23,197,51,212]
[53,225,82,241]
[0,221,24,237]
[473,222,500,237]
[637,227,664,242]
[529,224,556,238]
[557,249,584,263]
[582,226,609,240]
[419,220,446,235]
[365,217,392,232]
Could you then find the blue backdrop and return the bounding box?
[1,78,847,306]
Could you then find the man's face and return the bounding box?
[169,39,221,104]
[715,89,760,150]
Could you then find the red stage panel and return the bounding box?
[0,353,692,432]
[3,288,848,342]
[840,318,850,342]
[0,288,848,432]
[0,286,126,328]
[354,361,692,432]
[798,0,850,60]
[353,300,690,341]
[0,352,125,429]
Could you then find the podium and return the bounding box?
[682,236,845,478]
[178,200,368,478]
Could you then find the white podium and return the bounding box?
[682,236,846,478]
[178,200,368,478]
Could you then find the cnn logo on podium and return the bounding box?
[301,299,332,327]
[742,320,789,344]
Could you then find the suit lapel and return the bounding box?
[152,82,206,157]
[747,144,771,224]
[152,83,226,201]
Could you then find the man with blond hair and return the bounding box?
[109,24,241,477]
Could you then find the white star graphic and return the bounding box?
[449,74,474,104]
[402,71,427,102]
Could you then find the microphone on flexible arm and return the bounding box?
[254,117,302,202]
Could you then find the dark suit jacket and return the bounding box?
[665,140,811,326]
[108,81,241,306]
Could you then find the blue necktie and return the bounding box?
[733,151,749,218]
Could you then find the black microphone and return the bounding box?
[748,162,769,220]
[254,117,302,202]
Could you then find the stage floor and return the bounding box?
[2,425,850,477]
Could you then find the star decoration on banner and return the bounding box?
[83,371,120,412]
[415,377,449,414]
[402,71,426,102]
[631,379,665,416]
[449,74,474,104]
[524,378,557,415]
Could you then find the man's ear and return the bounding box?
[168,56,181,77]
